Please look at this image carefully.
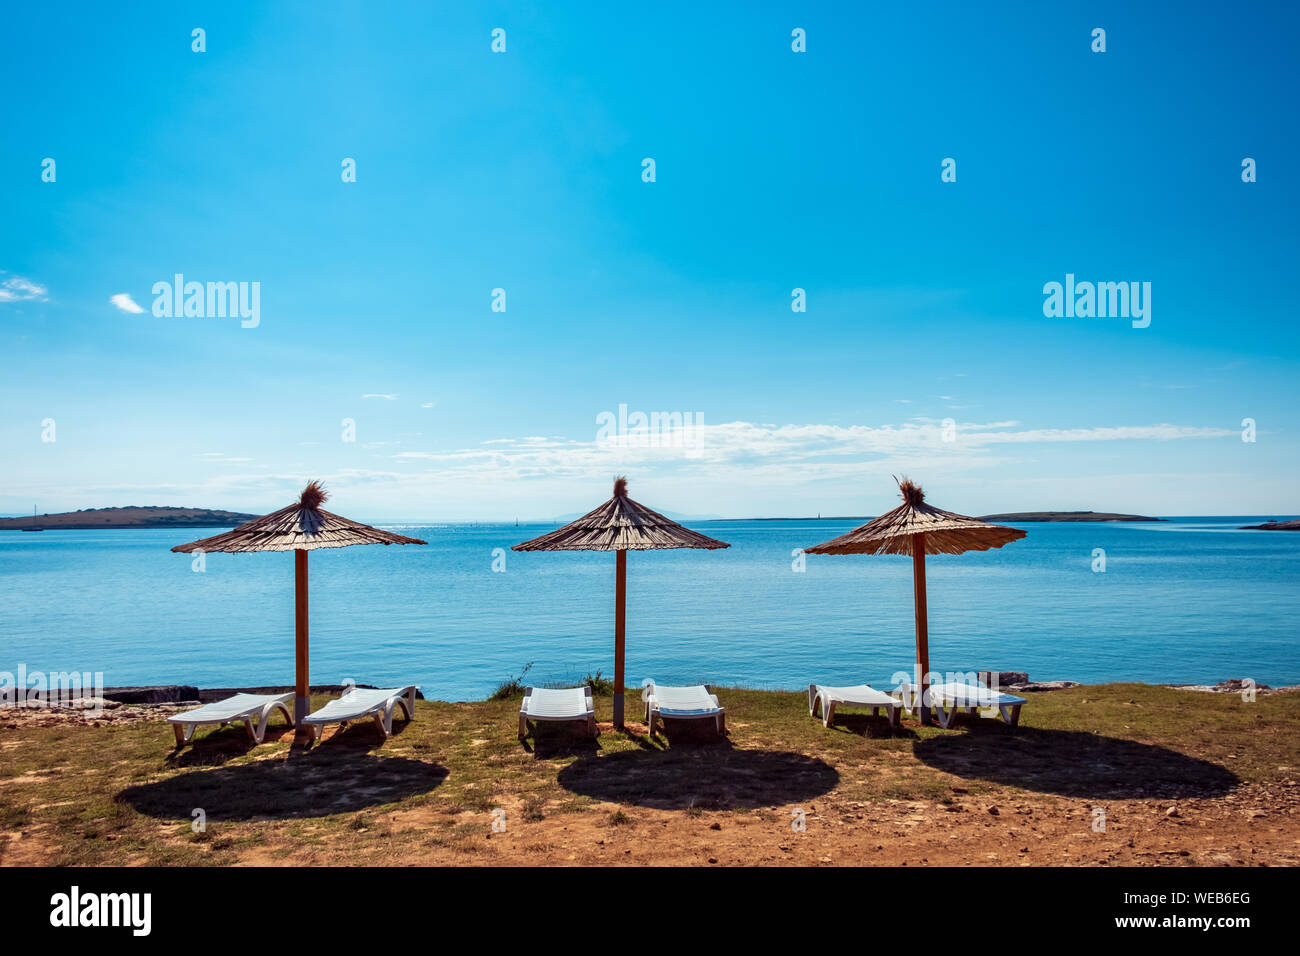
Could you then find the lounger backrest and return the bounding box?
[652,685,714,711]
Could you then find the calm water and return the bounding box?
[1,518,1297,700]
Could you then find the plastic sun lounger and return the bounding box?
[893,681,1027,729]
[642,681,725,736]
[808,684,902,729]
[301,686,418,743]
[167,692,294,747]
[518,686,597,739]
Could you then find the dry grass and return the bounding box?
[1,684,1297,866]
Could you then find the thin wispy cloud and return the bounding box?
[390,419,1238,488]
[362,393,398,400]
[0,274,48,303]
[109,293,144,313]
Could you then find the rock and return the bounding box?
[64,697,121,711]
[1166,806,1180,818]
[1169,679,1291,695]
[102,685,201,705]
[1010,680,1081,692]
[987,806,1000,816]
[977,671,1028,689]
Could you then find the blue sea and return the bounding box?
[1,517,1297,700]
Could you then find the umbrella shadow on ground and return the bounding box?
[557,744,839,810]
[912,725,1238,799]
[119,751,446,821]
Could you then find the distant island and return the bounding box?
[1240,520,1300,531]
[978,511,1162,523]
[0,506,259,531]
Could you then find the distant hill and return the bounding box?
[0,506,259,531]
[978,511,1162,523]
[1240,520,1300,531]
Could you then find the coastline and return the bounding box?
[7,676,1294,716]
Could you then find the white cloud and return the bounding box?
[389,418,1237,489]
[110,292,144,313]
[363,393,398,400]
[0,274,48,303]
[16,418,1244,519]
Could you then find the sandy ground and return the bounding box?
[404,790,1300,867]
[232,718,1299,867]
[4,701,1298,867]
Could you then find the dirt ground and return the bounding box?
[225,720,1300,867]
[3,686,1298,867]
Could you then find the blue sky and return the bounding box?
[2,1,1297,520]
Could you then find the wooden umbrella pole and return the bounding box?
[614,549,627,728]
[294,549,310,727]
[912,532,931,724]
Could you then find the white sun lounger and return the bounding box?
[894,681,1027,729]
[167,692,293,747]
[518,686,597,738]
[808,684,902,729]
[302,686,418,743]
[642,681,725,736]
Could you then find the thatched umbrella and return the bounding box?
[513,476,729,728]
[804,478,1025,723]
[171,481,426,727]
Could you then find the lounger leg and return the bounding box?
[824,700,835,728]
[716,711,725,735]
[890,706,901,729]
[252,706,273,743]
[1003,703,1022,727]
[392,699,411,727]
[244,717,258,743]
[588,712,597,738]
[172,723,186,747]
[647,711,656,737]
[373,711,389,740]
[518,713,528,739]
[935,704,952,729]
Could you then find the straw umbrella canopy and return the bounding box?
[804,478,1025,723]
[513,476,729,728]
[171,481,426,727]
